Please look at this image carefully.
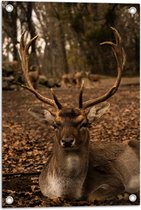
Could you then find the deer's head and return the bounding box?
[19,27,125,150]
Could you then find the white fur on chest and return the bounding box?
[66,154,81,172]
[45,154,84,199]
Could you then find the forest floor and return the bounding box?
[2,77,140,207]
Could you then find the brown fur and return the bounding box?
[37,108,140,201]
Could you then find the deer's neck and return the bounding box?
[44,142,89,199]
[49,143,89,178]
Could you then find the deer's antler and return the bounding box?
[19,32,62,109]
[79,80,84,108]
[80,27,126,109]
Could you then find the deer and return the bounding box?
[62,71,86,88]
[86,72,101,83]
[19,27,139,202]
[74,71,87,88]
[61,72,76,88]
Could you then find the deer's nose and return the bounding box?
[61,137,75,148]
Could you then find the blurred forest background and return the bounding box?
[2,2,140,90]
[2,2,140,207]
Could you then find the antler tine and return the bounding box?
[82,27,126,110]
[79,80,84,108]
[50,89,62,109]
[19,33,62,108]
[25,35,38,53]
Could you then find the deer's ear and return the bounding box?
[28,107,55,125]
[87,102,110,124]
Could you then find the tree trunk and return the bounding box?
[58,21,69,74]
[27,2,38,65]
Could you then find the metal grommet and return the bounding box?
[129,194,137,202]
[6,196,14,205]
[6,4,14,12]
[128,7,137,17]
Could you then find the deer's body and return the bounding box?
[74,71,86,88]
[87,73,101,83]
[39,115,139,201]
[19,28,139,202]
[61,71,86,88]
[61,73,76,88]
[85,140,139,201]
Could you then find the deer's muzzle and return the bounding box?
[61,137,76,148]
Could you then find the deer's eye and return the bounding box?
[53,122,62,129]
[80,121,89,128]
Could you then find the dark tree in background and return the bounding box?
[2,1,37,65]
[2,1,18,60]
[116,4,140,75]
[19,2,37,65]
[2,2,140,77]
